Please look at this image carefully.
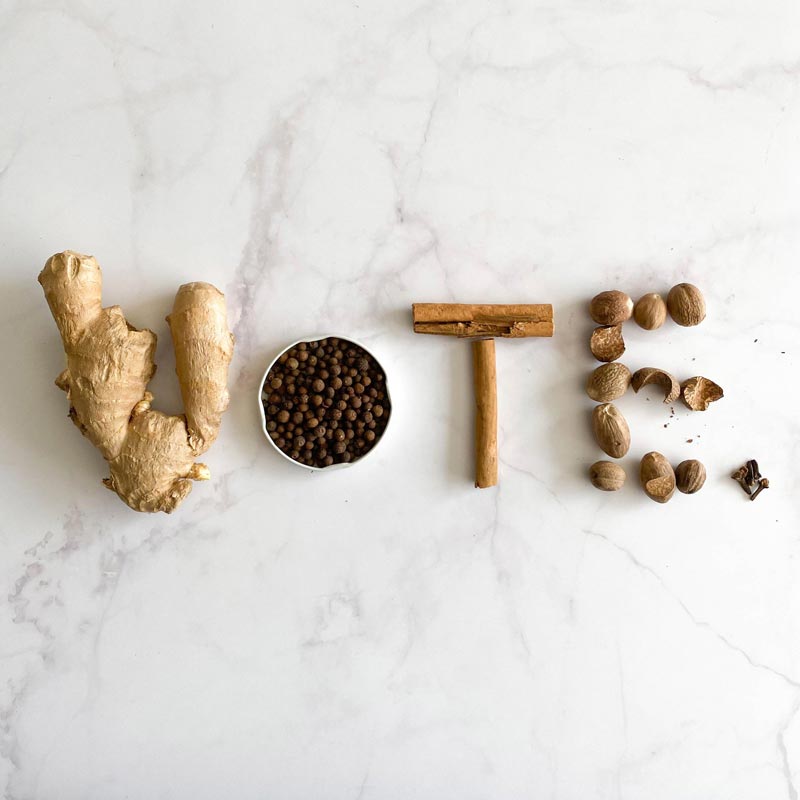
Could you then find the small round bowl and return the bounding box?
[258,334,392,471]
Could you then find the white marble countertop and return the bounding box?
[2,1,799,798]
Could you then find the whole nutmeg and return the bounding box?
[590,325,625,362]
[681,376,724,411]
[590,290,633,326]
[589,461,626,491]
[640,451,676,503]
[676,459,706,494]
[633,293,667,330]
[586,362,631,402]
[592,403,631,458]
[667,283,706,326]
[631,367,680,404]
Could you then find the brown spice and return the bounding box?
[640,452,676,503]
[681,376,724,411]
[262,338,390,467]
[590,325,625,362]
[675,460,706,494]
[631,367,680,404]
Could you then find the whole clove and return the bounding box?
[731,459,771,501]
[750,478,770,502]
[731,466,752,496]
[744,459,761,488]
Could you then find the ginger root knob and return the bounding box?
[39,251,234,513]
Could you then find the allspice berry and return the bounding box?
[633,293,667,330]
[675,460,706,494]
[667,283,706,326]
[589,290,633,326]
[262,337,391,468]
[589,461,626,491]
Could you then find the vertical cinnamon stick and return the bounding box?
[472,339,497,488]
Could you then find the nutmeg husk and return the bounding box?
[676,459,706,494]
[589,461,626,491]
[589,291,633,326]
[590,325,625,362]
[681,376,723,411]
[586,363,631,402]
[633,293,667,330]
[640,451,676,503]
[667,283,706,327]
[592,403,631,458]
[631,367,680,404]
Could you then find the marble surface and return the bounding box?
[1,1,799,797]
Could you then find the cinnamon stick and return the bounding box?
[413,303,554,339]
[473,339,498,488]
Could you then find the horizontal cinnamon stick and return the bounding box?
[413,303,554,338]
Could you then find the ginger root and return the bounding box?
[39,251,234,513]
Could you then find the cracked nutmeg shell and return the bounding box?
[667,283,706,327]
[590,324,625,362]
[676,459,706,494]
[586,362,631,402]
[633,293,667,330]
[592,403,631,458]
[631,367,680,404]
[640,451,676,503]
[589,290,634,326]
[589,461,626,491]
[681,376,724,410]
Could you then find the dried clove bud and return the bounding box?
[731,460,771,500]
[730,466,753,496]
[744,459,761,489]
[750,477,770,501]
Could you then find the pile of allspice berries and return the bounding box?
[587,284,720,503]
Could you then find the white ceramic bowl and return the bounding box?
[258,334,391,471]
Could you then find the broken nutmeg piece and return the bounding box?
[631,367,681,404]
[590,325,625,362]
[640,451,676,503]
[681,376,724,411]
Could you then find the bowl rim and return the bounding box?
[257,333,392,472]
